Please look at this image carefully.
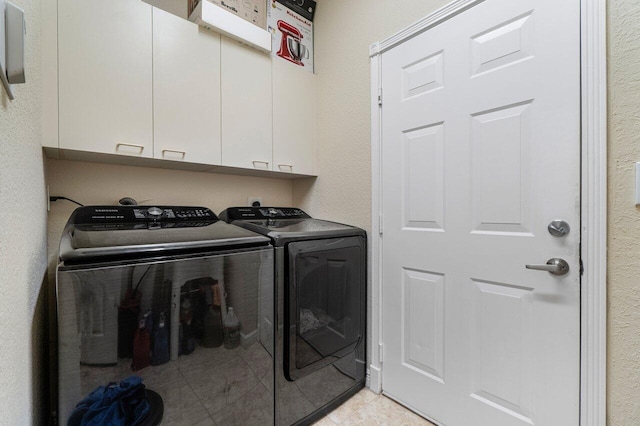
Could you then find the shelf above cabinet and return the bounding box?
[189,1,271,53]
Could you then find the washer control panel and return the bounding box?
[72,205,217,224]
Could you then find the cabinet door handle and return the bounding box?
[115,143,144,156]
[162,149,186,160]
[278,164,293,172]
[252,160,270,170]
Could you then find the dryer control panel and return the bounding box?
[219,207,310,222]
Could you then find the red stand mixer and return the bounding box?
[276,20,308,66]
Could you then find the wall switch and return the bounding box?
[6,1,25,84]
[636,163,640,206]
[0,0,14,100]
[248,197,262,207]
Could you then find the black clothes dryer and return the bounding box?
[219,207,367,426]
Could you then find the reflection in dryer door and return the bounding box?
[287,236,365,380]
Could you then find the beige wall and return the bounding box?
[293,0,449,231]
[607,1,640,424]
[0,0,48,424]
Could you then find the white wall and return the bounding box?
[293,0,449,231]
[0,0,48,423]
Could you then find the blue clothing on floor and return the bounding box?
[69,376,150,426]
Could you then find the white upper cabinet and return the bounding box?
[272,59,317,175]
[47,3,316,177]
[58,0,153,157]
[153,8,222,165]
[220,36,273,171]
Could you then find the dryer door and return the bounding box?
[285,236,366,381]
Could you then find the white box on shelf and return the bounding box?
[189,0,266,29]
[189,0,271,53]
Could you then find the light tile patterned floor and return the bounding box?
[314,389,436,426]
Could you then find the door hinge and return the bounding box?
[379,343,384,363]
[379,214,383,235]
[580,258,584,276]
[378,88,383,106]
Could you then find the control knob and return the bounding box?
[147,207,163,219]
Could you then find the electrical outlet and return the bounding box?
[248,197,262,207]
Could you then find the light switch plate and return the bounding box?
[0,0,14,100]
[6,1,25,84]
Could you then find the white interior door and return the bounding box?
[380,1,580,425]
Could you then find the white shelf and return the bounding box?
[189,1,271,54]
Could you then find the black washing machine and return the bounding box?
[219,207,366,426]
[56,205,274,425]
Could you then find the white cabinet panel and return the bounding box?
[58,0,153,157]
[272,59,317,175]
[221,37,273,170]
[153,8,221,165]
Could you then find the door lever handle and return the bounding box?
[525,258,570,276]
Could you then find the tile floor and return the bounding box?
[77,343,273,425]
[77,343,433,426]
[315,389,436,426]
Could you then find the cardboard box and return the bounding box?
[189,0,266,29]
[267,0,315,73]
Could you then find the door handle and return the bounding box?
[525,258,570,276]
[548,220,570,237]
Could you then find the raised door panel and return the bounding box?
[272,59,317,175]
[58,0,153,157]
[221,37,273,170]
[153,8,221,165]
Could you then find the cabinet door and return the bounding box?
[221,37,273,170]
[58,0,153,157]
[153,8,221,165]
[272,60,317,175]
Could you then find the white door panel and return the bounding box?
[381,1,580,425]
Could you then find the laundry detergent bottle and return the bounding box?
[131,319,151,371]
[151,312,170,365]
[223,307,241,349]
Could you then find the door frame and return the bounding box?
[368,1,607,425]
